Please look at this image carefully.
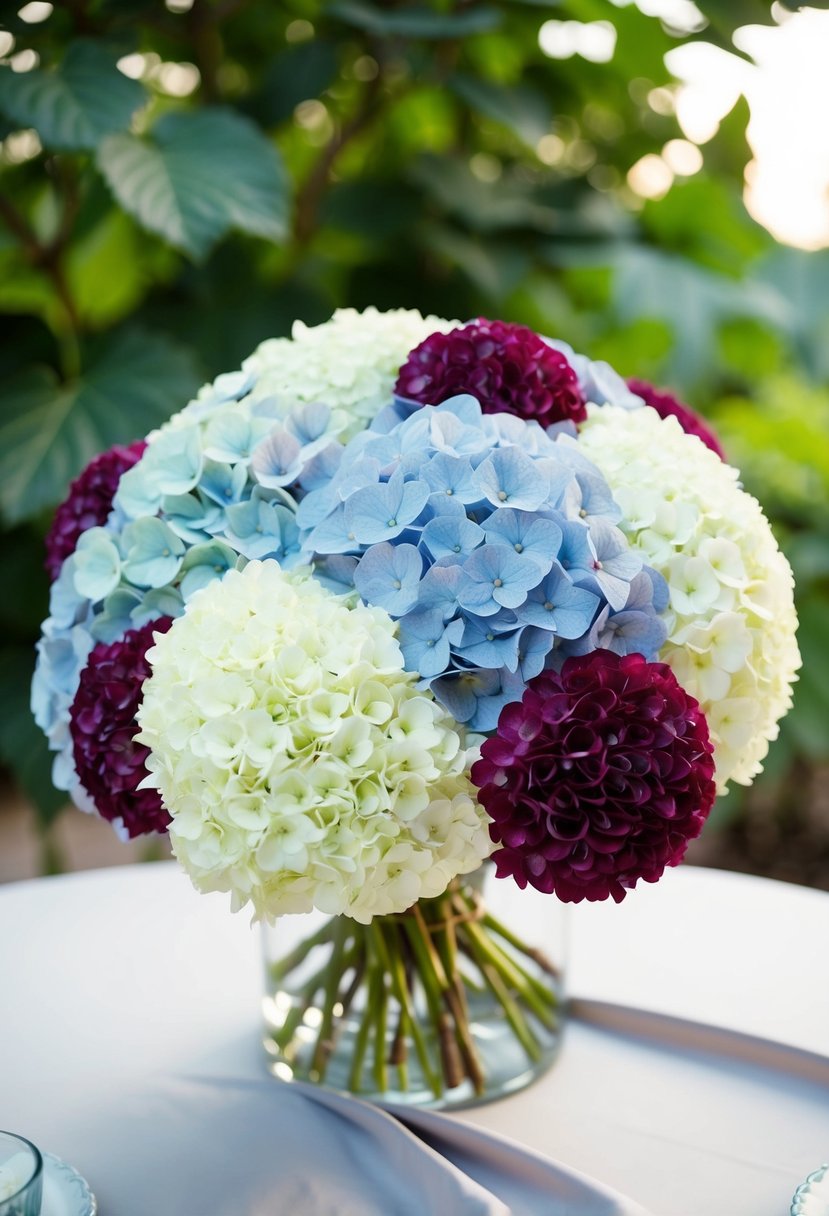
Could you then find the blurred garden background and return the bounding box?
[1,0,827,885]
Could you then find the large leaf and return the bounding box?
[0,645,66,825]
[97,109,289,259]
[328,0,501,37]
[756,248,829,382]
[0,327,201,523]
[0,40,146,151]
[253,39,339,126]
[423,223,529,301]
[570,245,790,388]
[451,74,552,147]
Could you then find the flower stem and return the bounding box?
[406,905,485,1095]
[463,915,558,1032]
[463,933,542,1063]
[266,875,561,1101]
[482,909,561,979]
[372,961,389,1094]
[310,921,352,1081]
[348,967,377,1093]
[269,920,338,983]
[373,921,443,1099]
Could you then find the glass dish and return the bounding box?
[792,1163,829,1216]
[0,1131,43,1216]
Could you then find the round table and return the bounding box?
[1,862,827,1215]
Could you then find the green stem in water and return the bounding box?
[463,916,558,1032]
[348,964,378,1093]
[373,921,443,1099]
[372,962,389,1094]
[406,905,484,1095]
[463,934,542,1064]
[310,923,353,1081]
[269,920,339,984]
[482,909,561,979]
[271,958,332,1052]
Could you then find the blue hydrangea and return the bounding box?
[32,320,670,814]
[299,395,666,729]
[31,389,331,813]
[544,338,644,411]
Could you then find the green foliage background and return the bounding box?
[1,0,827,845]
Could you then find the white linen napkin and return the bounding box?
[72,1073,652,1215]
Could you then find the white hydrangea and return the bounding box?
[242,307,457,442]
[136,561,491,922]
[578,405,800,791]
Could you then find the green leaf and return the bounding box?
[756,248,829,382]
[595,245,789,388]
[253,39,339,125]
[328,0,501,37]
[66,209,178,330]
[450,74,552,147]
[97,108,289,259]
[0,40,146,152]
[322,179,420,239]
[423,223,529,301]
[0,524,50,642]
[0,327,201,524]
[0,645,66,825]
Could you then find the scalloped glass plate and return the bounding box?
[42,1153,96,1216]
[792,1164,829,1216]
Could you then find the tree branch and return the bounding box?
[293,72,385,247]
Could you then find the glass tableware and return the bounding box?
[792,1163,829,1216]
[0,1132,43,1216]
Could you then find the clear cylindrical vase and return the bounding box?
[261,864,567,1110]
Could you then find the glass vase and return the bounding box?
[261,864,567,1110]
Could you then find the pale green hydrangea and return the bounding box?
[136,561,491,922]
[578,404,800,791]
[241,307,457,442]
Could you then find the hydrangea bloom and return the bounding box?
[241,307,456,442]
[627,378,725,459]
[578,404,800,789]
[45,441,146,580]
[69,618,173,839]
[395,318,586,426]
[300,394,667,729]
[32,395,321,811]
[136,562,492,922]
[471,650,716,903]
[30,307,798,921]
[544,338,644,411]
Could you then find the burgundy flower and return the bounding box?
[45,441,147,581]
[627,378,725,460]
[69,618,173,838]
[471,650,716,903]
[395,319,586,426]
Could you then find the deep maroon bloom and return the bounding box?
[45,441,147,580]
[627,378,725,460]
[69,618,173,838]
[471,650,716,903]
[395,319,586,426]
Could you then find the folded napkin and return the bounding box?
[302,1082,654,1216]
[75,1074,652,1215]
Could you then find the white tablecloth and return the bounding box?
[1,863,827,1214]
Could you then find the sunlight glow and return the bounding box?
[627,153,674,200]
[17,2,52,22]
[539,20,617,64]
[10,49,38,72]
[662,138,703,176]
[668,9,829,250]
[610,0,707,35]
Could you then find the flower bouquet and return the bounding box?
[33,309,799,1109]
